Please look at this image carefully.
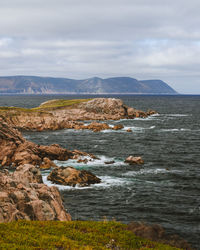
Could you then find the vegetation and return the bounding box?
[0,98,92,116]
[0,221,179,249]
[35,98,92,110]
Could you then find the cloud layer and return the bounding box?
[0,0,200,93]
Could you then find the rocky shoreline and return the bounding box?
[0,97,156,222]
[1,98,157,131]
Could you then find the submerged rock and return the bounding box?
[125,156,144,165]
[0,164,71,222]
[47,166,101,187]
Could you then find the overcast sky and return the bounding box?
[0,0,200,93]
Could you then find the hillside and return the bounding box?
[0,76,177,94]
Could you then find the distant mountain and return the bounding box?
[0,76,177,94]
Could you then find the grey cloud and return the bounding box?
[0,0,200,93]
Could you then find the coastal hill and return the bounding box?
[0,75,177,94]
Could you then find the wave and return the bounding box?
[42,175,129,190]
[123,168,181,177]
[54,155,126,168]
[160,128,191,132]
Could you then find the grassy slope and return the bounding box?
[0,99,92,114]
[0,221,178,250]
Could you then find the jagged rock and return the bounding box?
[0,164,71,222]
[77,159,88,164]
[127,221,192,249]
[47,166,101,187]
[126,129,132,132]
[2,98,157,131]
[85,122,110,132]
[125,156,144,165]
[112,124,124,130]
[39,157,57,169]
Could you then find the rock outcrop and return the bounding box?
[125,156,144,165]
[1,98,157,131]
[47,166,101,187]
[0,116,96,167]
[0,164,71,222]
[127,221,192,249]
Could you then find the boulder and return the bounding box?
[104,161,115,165]
[0,164,71,222]
[127,221,191,249]
[112,124,124,130]
[125,156,144,165]
[47,166,101,187]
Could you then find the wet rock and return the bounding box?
[112,124,124,130]
[47,166,101,187]
[77,159,88,164]
[0,164,71,222]
[127,221,192,249]
[125,156,144,165]
[104,161,115,165]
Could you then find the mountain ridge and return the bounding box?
[0,75,177,94]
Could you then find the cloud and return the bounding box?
[0,0,200,93]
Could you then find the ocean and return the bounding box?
[1,94,199,248]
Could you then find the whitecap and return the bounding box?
[42,175,129,190]
[54,155,126,168]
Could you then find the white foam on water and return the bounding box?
[42,175,129,190]
[122,125,155,131]
[165,114,190,117]
[160,128,191,132]
[54,155,126,168]
[123,168,181,177]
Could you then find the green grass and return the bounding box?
[0,221,179,249]
[0,99,92,115]
[35,98,92,110]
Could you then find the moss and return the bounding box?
[0,221,179,249]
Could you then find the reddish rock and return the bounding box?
[0,164,71,222]
[39,157,57,169]
[125,156,144,165]
[127,221,192,249]
[77,159,88,164]
[47,166,101,187]
[126,129,132,132]
[112,124,124,130]
[86,122,110,132]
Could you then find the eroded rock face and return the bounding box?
[0,116,96,167]
[0,164,71,222]
[125,156,144,165]
[47,166,101,187]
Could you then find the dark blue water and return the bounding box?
[1,95,200,248]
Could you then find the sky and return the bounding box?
[0,0,200,94]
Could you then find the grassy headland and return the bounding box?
[0,221,179,249]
